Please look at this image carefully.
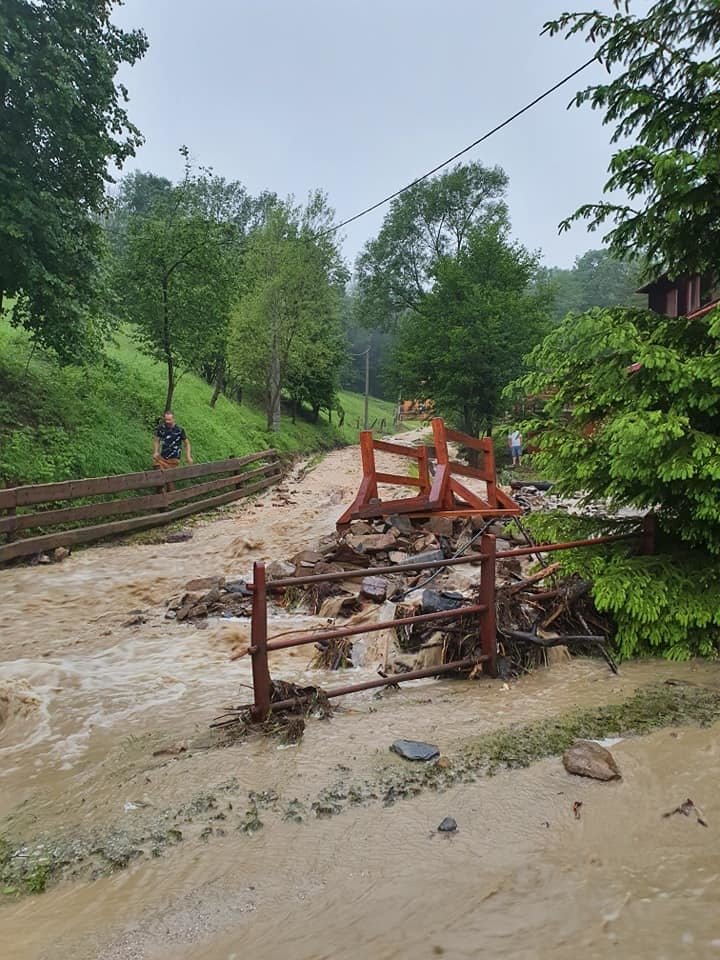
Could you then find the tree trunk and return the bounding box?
[162,278,175,411]
[209,355,225,408]
[267,343,281,432]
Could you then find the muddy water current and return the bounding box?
[1,439,719,958]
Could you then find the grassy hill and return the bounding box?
[0,320,398,486]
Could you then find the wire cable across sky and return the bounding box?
[320,53,600,238]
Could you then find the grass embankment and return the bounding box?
[0,321,397,486]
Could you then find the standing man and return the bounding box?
[508,427,523,468]
[153,411,193,469]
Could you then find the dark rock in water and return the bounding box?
[390,739,440,762]
[225,579,251,596]
[437,817,457,833]
[185,576,224,593]
[166,529,193,543]
[421,590,464,614]
[563,740,621,781]
[360,576,389,602]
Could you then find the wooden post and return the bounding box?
[359,431,379,502]
[431,418,454,509]
[5,495,18,544]
[483,437,498,508]
[417,444,431,496]
[250,561,272,722]
[479,533,497,676]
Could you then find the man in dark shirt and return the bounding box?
[153,411,193,469]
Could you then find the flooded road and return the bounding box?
[1,436,719,959]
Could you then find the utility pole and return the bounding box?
[363,342,371,430]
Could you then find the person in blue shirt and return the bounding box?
[153,411,193,469]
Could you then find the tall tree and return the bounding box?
[355,161,508,328]
[545,0,720,276]
[229,194,347,431]
[544,248,645,321]
[0,0,147,359]
[115,156,245,411]
[393,225,552,437]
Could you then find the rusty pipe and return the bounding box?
[258,603,487,652]
[266,656,485,711]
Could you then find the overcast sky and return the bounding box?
[113,0,617,270]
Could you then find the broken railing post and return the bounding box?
[250,561,272,721]
[479,533,498,676]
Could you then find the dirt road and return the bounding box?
[1,437,719,960]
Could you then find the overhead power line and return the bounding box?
[319,54,600,238]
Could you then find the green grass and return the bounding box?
[0,320,398,486]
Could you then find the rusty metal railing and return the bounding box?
[242,515,656,721]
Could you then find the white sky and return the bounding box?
[113,0,618,269]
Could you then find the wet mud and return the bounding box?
[1,436,719,959]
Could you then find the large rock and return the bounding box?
[388,514,415,535]
[421,589,464,613]
[390,739,440,762]
[354,531,398,553]
[563,740,621,781]
[360,576,390,602]
[291,550,324,569]
[185,576,224,593]
[266,559,296,581]
[424,516,454,538]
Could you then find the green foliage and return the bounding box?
[393,224,552,436]
[525,512,720,661]
[229,195,348,430]
[545,0,720,275]
[114,153,246,410]
[514,304,720,553]
[0,321,396,485]
[355,161,508,328]
[0,0,147,358]
[542,248,645,322]
[23,863,50,895]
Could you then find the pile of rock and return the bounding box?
[165,576,252,623]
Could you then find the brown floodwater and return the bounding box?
[1,437,719,959]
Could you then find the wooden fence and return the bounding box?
[0,450,282,563]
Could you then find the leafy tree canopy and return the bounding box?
[545,0,720,276]
[513,305,720,554]
[115,154,246,411]
[355,161,508,328]
[0,0,147,359]
[229,194,347,430]
[543,248,645,321]
[394,224,552,437]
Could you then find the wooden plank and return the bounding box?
[374,472,423,487]
[0,476,279,563]
[443,427,492,453]
[0,491,168,534]
[0,450,279,509]
[372,439,423,459]
[448,459,489,482]
[0,471,166,509]
[166,463,281,505]
[164,450,278,483]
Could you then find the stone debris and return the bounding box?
[437,816,458,832]
[390,739,440,762]
[562,740,621,781]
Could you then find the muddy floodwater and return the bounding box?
[1,439,719,959]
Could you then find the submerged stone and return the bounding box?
[437,816,457,833]
[563,740,621,781]
[390,739,440,762]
